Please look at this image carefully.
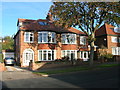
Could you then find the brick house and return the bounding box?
[14,18,89,67]
[95,23,120,56]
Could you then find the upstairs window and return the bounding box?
[80,36,86,45]
[114,27,120,33]
[111,36,120,43]
[38,32,56,43]
[61,33,76,44]
[24,32,34,43]
[38,22,48,25]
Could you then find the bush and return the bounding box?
[103,53,113,59]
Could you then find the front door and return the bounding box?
[23,49,34,66]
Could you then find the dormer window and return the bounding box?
[38,22,48,25]
[114,27,120,33]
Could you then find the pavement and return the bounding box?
[5,66,29,72]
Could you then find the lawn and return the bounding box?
[33,63,119,76]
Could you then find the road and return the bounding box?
[1,66,120,89]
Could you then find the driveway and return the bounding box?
[5,66,28,72]
[1,65,119,88]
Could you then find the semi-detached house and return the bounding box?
[95,23,120,56]
[14,18,89,67]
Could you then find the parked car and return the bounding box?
[4,57,16,66]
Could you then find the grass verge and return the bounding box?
[33,63,119,76]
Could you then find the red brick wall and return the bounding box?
[107,36,120,53]
[0,63,6,72]
[15,30,88,67]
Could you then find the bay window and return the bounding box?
[80,51,89,59]
[112,47,120,55]
[38,50,56,61]
[62,50,77,60]
[61,33,76,44]
[38,32,56,43]
[24,32,34,43]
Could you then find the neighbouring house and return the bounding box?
[2,50,14,59]
[95,23,120,58]
[14,17,90,67]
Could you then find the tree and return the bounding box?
[49,2,120,66]
[2,36,14,50]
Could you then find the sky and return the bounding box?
[1,1,53,37]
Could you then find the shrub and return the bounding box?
[103,53,113,59]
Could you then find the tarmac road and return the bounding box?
[1,66,120,89]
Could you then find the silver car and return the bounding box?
[4,57,16,65]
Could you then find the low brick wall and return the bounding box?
[0,63,6,72]
[29,62,73,71]
[29,62,47,71]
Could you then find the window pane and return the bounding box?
[30,34,33,42]
[24,32,34,42]
[71,52,75,60]
[118,47,120,55]
[84,52,87,58]
[62,35,65,43]
[48,51,52,60]
[80,36,86,45]
[48,32,52,42]
[43,33,48,42]
[38,33,42,42]
[52,33,55,42]
[39,51,42,61]
[71,34,75,44]
[111,37,117,43]
[25,33,29,42]
[52,51,54,60]
[62,51,65,57]
[43,51,47,60]
[62,34,76,44]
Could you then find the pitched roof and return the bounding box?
[95,23,120,36]
[18,18,85,35]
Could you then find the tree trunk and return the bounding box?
[89,33,95,66]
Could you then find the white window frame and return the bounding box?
[38,32,56,43]
[80,51,89,59]
[24,32,34,43]
[23,49,34,66]
[61,33,76,44]
[61,50,77,60]
[80,36,86,45]
[111,36,120,43]
[114,27,120,33]
[38,50,56,61]
[112,47,120,55]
